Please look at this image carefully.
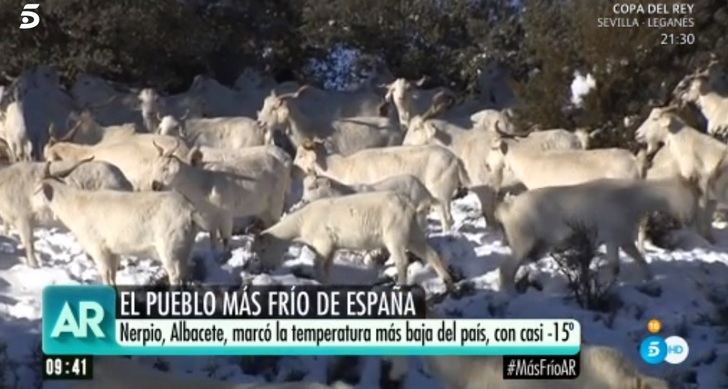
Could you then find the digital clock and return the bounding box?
[42,355,93,380]
[660,33,695,45]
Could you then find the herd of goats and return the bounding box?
[0,59,726,293]
[0,58,726,387]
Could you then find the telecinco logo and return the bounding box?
[639,318,689,365]
[20,3,40,30]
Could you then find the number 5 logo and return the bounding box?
[640,336,667,365]
[20,3,40,30]
[647,341,660,357]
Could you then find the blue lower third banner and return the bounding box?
[42,285,581,356]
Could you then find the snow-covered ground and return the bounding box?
[1,193,727,388]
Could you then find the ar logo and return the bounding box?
[50,301,106,338]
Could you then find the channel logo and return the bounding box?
[19,3,40,30]
[639,319,689,365]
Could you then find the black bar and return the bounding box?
[42,355,93,380]
[115,284,427,319]
[502,354,580,380]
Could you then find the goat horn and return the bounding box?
[180,109,190,121]
[279,85,310,101]
[59,120,82,142]
[420,91,452,121]
[48,156,95,179]
[494,120,511,137]
[153,140,165,156]
[87,95,116,109]
[166,139,181,158]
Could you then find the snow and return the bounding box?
[570,71,596,108]
[1,193,727,388]
[305,45,373,91]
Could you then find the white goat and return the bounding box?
[0,159,131,268]
[676,60,728,135]
[635,106,728,240]
[0,99,33,162]
[37,162,204,285]
[495,177,699,291]
[384,78,455,126]
[301,172,435,228]
[43,133,190,190]
[157,114,271,149]
[294,142,469,231]
[390,344,667,389]
[188,145,291,170]
[47,110,137,146]
[138,88,162,132]
[150,141,285,249]
[470,109,516,134]
[257,86,399,153]
[188,145,292,230]
[325,98,403,155]
[250,191,453,287]
[487,134,642,192]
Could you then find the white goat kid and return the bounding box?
[251,191,453,287]
[495,177,699,291]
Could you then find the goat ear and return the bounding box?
[41,183,54,202]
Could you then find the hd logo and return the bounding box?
[639,319,689,365]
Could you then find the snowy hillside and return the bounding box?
[1,193,727,388]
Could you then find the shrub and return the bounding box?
[551,223,617,311]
